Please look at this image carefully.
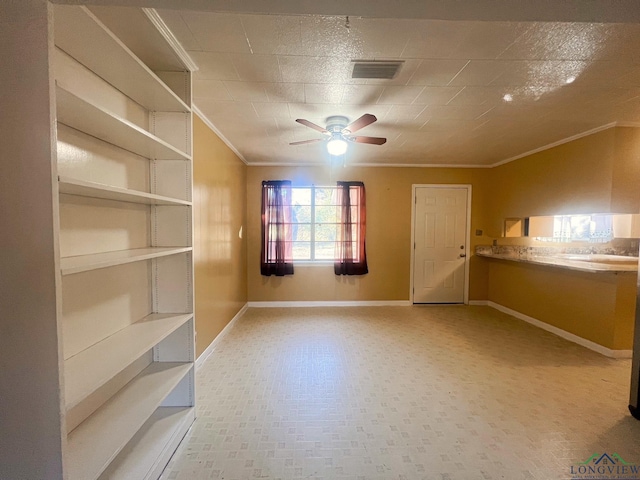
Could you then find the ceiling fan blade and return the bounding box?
[289,138,324,146]
[344,114,377,133]
[349,136,387,145]
[296,118,328,134]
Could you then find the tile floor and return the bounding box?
[162,306,640,480]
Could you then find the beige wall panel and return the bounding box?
[611,127,640,214]
[192,115,247,357]
[246,165,491,302]
[614,273,638,350]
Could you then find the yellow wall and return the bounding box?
[482,126,640,351]
[485,259,636,350]
[246,165,492,302]
[612,127,640,213]
[193,115,247,357]
[487,127,640,238]
[487,128,617,237]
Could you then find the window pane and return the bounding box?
[291,188,311,205]
[315,223,338,242]
[315,241,335,260]
[349,226,359,243]
[315,187,336,205]
[292,223,311,241]
[315,206,338,224]
[293,205,311,223]
[570,215,591,241]
[292,242,311,260]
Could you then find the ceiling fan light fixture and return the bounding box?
[327,137,348,156]
[291,113,385,155]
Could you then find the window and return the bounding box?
[290,186,340,261]
[262,182,368,274]
[532,214,614,243]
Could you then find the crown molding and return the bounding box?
[142,8,199,72]
[350,162,493,169]
[489,122,619,168]
[193,106,249,165]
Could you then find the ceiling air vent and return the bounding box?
[351,60,404,80]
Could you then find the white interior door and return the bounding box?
[413,186,469,303]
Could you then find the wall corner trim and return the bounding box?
[196,303,249,369]
[485,300,632,359]
[247,300,412,308]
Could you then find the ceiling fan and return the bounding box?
[290,114,387,156]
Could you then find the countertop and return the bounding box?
[475,250,639,273]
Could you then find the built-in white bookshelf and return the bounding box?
[52,5,195,479]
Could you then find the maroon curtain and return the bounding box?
[335,181,368,275]
[261,180,294,276]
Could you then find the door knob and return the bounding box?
[460,253,467,258]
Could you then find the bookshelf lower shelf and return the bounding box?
[65,313,193,410]
[98,406,195,480]
[66,362,192,480]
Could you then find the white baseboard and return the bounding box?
[468,300,489,306]
[485,300,632,359]
[196,303,248,369]
[247,300,412,308]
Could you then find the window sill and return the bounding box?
[293,261,334,267]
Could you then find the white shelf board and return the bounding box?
[66,362,192,480]
[65,313,193,410]
[53,5,190,113]
[98,406,194,480]
[59,176,191,206]
[61,247,192,275]
[56,85,190,161]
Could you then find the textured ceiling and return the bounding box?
[157,9,640,166]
